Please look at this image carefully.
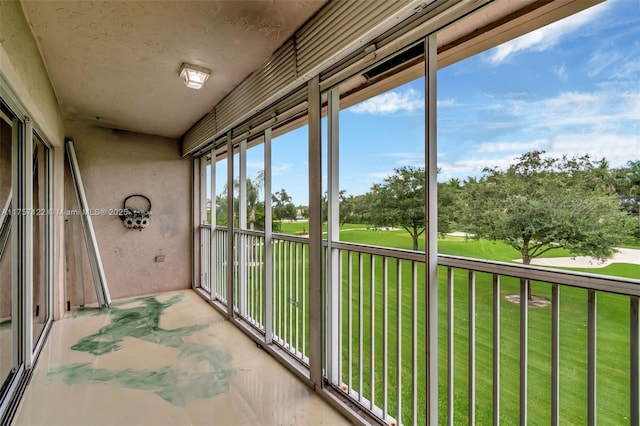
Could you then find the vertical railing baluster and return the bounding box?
[370,255,376,410]
[288,241,293,350]
[216,230,219,299]
[396,258,402,426]
[280,239,285,343]
[252,236,256,324]
[302,243,307,359]
[277,239,282,342]
[551,284,560,426]
[218,230,222,301]
[249,235,253,322]
[588,290,597,426]
[493,274,501,426]
[469,270,476,425]
[253,236,257,324]
[631,296,639,426]
[358,252,363,403]
[348,250,353,393]
[447,267,455,426]
[383,256,388,420]
[520,279,528,426]
[250,235,253,322]
[202,228,206,289]
[253,236,258,325]
[412,261,418,426]
[283,241,288,348]
[296,242,300,356]
[337,248,343,385]
[249,235,252,322]
[220,230,223,300]
[259,236,264,327]
[218,230,222,300]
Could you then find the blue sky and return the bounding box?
[231,0,639,206]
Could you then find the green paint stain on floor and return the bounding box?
[48,293,236,407]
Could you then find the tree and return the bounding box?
[247,171,265,230]
[438,178,463,236]
[370,166,425,251]
[460,151,633,297]
[272,188,297,221]
[613,160,640,236]
[215,194,228,226]
[216,173,265,230]
[297,205,309,219]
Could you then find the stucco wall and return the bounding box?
[64,121,192,303]
[0,0,66,319]
[0,0,64,145]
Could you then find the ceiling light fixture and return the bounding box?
[179,63,211,90]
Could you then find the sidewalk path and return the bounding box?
[521,247,640,268]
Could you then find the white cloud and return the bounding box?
[587,50,623,78]
[438,156,517,180]
[545,132,639,168]
[246,161,264,170]
[367,171,393,180]
[440,88,639,180]
[474,140,547,153]
[349,88,423,115]
[437,98,458,108]
[610,58,640,80]
[486,2,610,64]
[386,152,425,167]
[553,64,568,80]
[517,90,639,130]
[271,163,293,175]
[478,103,504,111]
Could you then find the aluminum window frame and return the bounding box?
[0,78,55,422]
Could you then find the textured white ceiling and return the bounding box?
[21,0,327,138]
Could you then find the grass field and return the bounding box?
[246,222,639,424]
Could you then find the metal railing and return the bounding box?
[213,228,229,304]
[236,230,266,330]
[331,241,426,425]
[437,255,640,426]
[198,225,640,426]
[199,225,211,293]
[271,233,310,363]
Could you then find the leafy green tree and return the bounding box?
[244,177,263,230]
[348,193,374,225]
[460,151,633,297]
[370,166,425,250]
[216,174,264,229]
[320,190,372,228]
[215,194,228,226]
[438,178,463,236]
[297,205,309,219]
[613,160,640,236]
[272,188,297,221]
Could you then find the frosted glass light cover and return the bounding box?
[179,63,210,89]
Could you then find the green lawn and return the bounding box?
[241,225,638,424]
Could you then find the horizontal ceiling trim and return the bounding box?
[183,0,587,158]
[182,0,424,156]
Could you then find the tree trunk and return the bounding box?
[412,234,419,251]
[522,240,533,301]
[249,207,255,230]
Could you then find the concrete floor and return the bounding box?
[14,290,349,425]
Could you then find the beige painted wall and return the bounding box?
[0,0,64,145]
[64,121,192,304]
[0,0,66,320]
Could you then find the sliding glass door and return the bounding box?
[0,98,53,422]
[0,111,14,399]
